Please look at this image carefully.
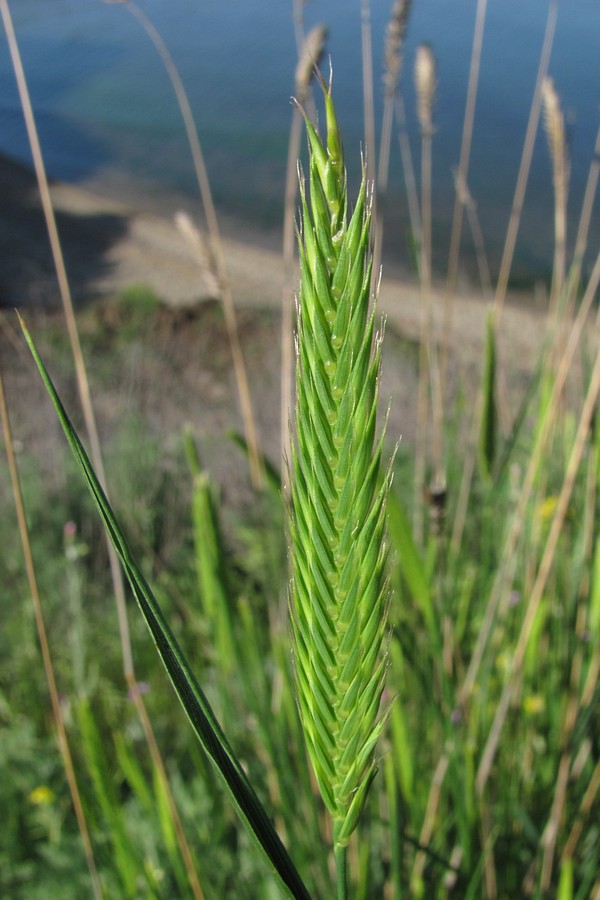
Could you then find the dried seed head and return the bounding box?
[295,24,328,99]
[415,43,436,137]
[542,76,569,198]
[384,0,412,95]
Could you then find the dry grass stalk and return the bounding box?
[295,24,328,100]
[0,370,103,900]
[120,0,264,490]
[476,338,600,796]
[374,0,413,278]
[2,6,206,894]
[174,210,222,299]
[419,249,600,858]
[449,169,493,296]
[493,0,558,321]
[361,0,377,190]
[445,0,487,291]
[383,0,411,97]
[414,43,444,539]
[394,93,422,251]
[568,123,600,302]
[441,0,488,400]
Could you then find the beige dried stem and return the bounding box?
[476,334,600,797]
[539,593,588,893]
[0,371,103,899]
[361,0,377,194]
[445,0,487,293]
[567,123,600,305]
[174,210,222,299]
[1,4,205,895]
[414,43,444,541]
[542,76,570,319]
[453,169,492,295]
[417,248,600,869]
[441,0,488,388]
[492,0,558,323]
[280,25,327,487]
[393,91,422,265]
[117,0,264,489]
[374,0,412,277]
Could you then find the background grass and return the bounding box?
[2,284,598,897]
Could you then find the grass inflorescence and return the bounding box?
[289,76,390,870]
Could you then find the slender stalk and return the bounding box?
[441,0,488,385]
[117,0,264,489]
[0,0,132,667]
[0,371,103,900]
[20,316,311,900]
[567,123,600,304]
[445,0,487,294]
[361,0,377,193]
[335,840,348,900]
[414,44,443,539]
[394,92,422,266]
[493,0,558,322]
[463,247,600,707]
[417,249,600,866]
[461,177,492,295]
[1,6,205,895]
[476,341,600,794]
[374,0,412,279]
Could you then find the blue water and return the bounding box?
[1,0,599,284]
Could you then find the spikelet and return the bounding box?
[415,43,436,137]
[289,75,391,849]
[383,0,412,95]
[295,24,328,99]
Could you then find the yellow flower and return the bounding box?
[523,694,545,716]
[537,496,558,522]
[29,785,55,806]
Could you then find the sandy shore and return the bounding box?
[2,151,597,507]
[0,151,561,370]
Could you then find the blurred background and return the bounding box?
[1,0,599,285]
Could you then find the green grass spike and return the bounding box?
[289,76,391,858]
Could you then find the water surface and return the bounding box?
[1,0,598,284]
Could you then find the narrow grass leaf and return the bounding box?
[386,484,433,634]
[19,316,310,900]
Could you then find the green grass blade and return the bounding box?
[20,316,310,900]
[386,484,434,637]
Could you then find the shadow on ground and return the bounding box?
[0,154,127,309]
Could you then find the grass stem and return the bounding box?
[0,370,104,900]
[120,0,264,490]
